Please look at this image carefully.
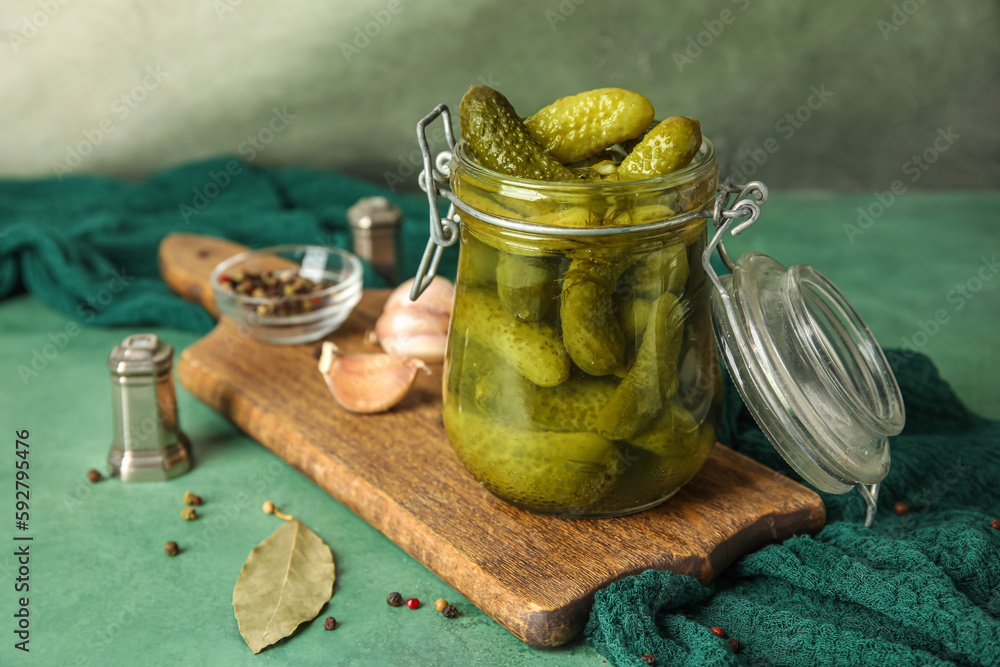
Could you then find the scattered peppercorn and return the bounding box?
[434,599,448,613]
[894,501,910,516]
[640,654,656,665]
[314,345,325,360]
[183,491,203,506]
[442,604,459,619]
[163,541,180,556]
[406,597,420,610]
[263,501,275,514]
[386,592,404,607]
[728,638,742,654]
[323,617,337,631]
[86,469,103,483]
[991,518,1000,531]
[710,626,726,638]
[180,507,198,521]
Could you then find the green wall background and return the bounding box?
[1,0,996,191]
[374,0,1000,193]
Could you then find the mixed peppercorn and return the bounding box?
[219,269,332,317]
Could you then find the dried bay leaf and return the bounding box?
[233,518,335,654]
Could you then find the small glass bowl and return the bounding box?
[210,244,363,344]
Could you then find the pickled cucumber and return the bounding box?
[618,116,702,181]
[618,296,652,343]
[496,254,559,321]
[459,228,499,287]
[560,256,631,377]
[576,159,620,183]
[610,203,678,227]
[459,86,575,182]
[624,242,690,301]
[629,403,700,458]
[598,421,715,511]
[535,206,601,229]
[455,289,570,387]
[443,401,624,512]
[525,88,655,164]
[475,371,617,433]
[596,291,685,440]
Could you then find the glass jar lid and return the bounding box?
[703,182,905,524]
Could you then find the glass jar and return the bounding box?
[440,139,721,517]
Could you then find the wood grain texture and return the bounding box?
[165,234,826,647]
[159,233,254,316]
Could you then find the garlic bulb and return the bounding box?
[373,277,454,362]
[382,277,455,316]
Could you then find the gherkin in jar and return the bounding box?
[443,403,624,512]
[440,85,721,516]
[496,254,560,322]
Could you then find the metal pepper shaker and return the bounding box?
[106,334,191,482]
[348,196,402,283]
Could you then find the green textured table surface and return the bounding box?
[0,191,996,666]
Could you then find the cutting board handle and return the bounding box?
[159,233,251,318]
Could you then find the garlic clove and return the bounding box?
[318,342,430,414]
[383,277,455,316]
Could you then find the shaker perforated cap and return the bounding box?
[107,334,174,375]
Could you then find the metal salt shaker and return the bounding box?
[348,196,402,283]
[106,334,191,481]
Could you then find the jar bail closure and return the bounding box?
[412,103,904,527]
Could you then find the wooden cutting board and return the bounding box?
[159,233,825,648]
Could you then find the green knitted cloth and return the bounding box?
[586,350,1000,666]
[2,162,997,666]
[0,158,455,333]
